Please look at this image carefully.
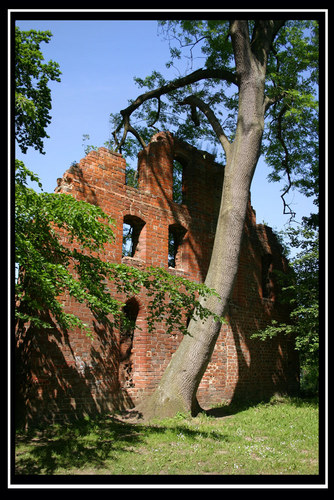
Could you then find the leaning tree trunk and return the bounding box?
[135,21,278,420]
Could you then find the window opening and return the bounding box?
[125,161,138,188]
[120,298,139,349]
[119,298,139,388]
[123,223,134,257]
[122,215,145,258]
[261,254,273,299]
[173,159,184,204]
[168,224,186,269]
[168,231,176,268]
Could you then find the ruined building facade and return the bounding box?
[16,132,299,424]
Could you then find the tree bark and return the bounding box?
[133,20,284,420]
[136,95,264,419]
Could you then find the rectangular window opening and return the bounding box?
[122,216,145,259]
[168,224,186,269]
[173,159,184,204]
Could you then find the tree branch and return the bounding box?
[229,20,253,79]
[112,119,124,151]
[122,67,237,118]
[263,92,286,113]
[276,104,296,221]
[230,19,285,79]
[114,67,237,151]
[251,20,286,64]
[147,97,161,130]
[113,115,147,153]
[127,124,147,149]
[178,95,232,160]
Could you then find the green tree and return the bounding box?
[111,19,319,418]
[252,224,319,394]
[14,27,218,339]
[15,27,61,154]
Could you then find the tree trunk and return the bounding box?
[135,22,273,420]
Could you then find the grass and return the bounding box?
[14,396,319,476]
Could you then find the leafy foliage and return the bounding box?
[15,27,61,154]
[15,160,118,332]
[15,160,220,336]
[252,224,319,392]
[110,20,319,222]
[262,21,319,219]
[141,267,224,336]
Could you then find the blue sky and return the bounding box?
[15,18,317,238]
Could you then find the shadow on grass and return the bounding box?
[205,395,319,418]
[15,396,318,476]
[15,414,229,476]
[15,417,141,475]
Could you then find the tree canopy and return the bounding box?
[15,27,61,154]
[252,223,319,393]
[110,19,319,221]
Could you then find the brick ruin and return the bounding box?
[15,131,299,425]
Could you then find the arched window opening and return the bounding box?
[119,298,139,388]
[173,159,185,204]
[168,224,187,269]
[122,215,146,259]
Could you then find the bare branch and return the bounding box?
[115,114,147,153]
[121,67,237,118]
[230,20,285,78]
[281,180,296,222]
[264,95,276,112]
[276,104,296,221]
[190,103,200,127]
[112,118,124,150]
[127,124,147,149]
[148,97,161,129]
[230,20,253,79]
[113,66,237,152]
[178,95,232,160]
[251,20,286,63]
[263,92,286,113]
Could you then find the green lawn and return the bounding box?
[15,396,319,476]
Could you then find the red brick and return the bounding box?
[16,132,299,425]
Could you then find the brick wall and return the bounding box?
[15,132,299,425]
